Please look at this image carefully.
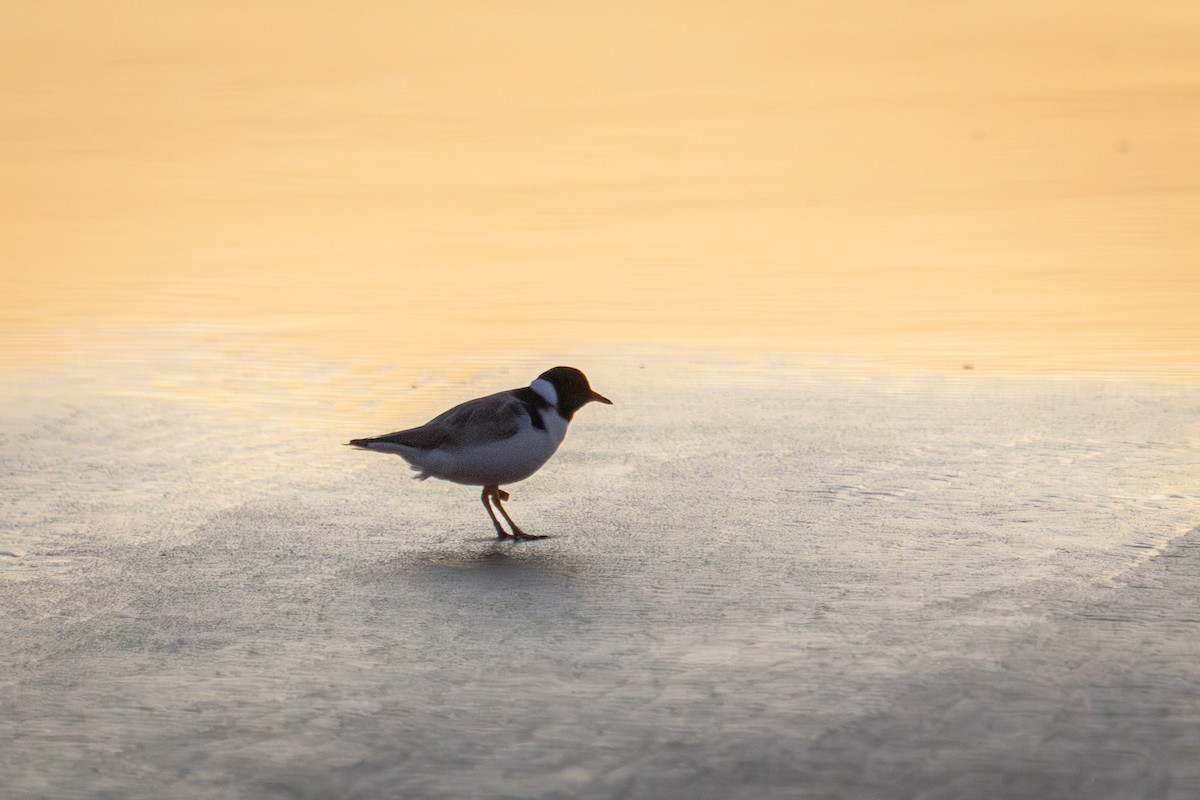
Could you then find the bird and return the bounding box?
[347,366,612,540]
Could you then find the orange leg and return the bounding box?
[486,486,546,540]
[481,485,513,539]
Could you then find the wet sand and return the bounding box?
[3,353,1198,799]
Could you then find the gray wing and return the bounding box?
[355,391,524,451]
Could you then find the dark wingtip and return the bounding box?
[346,438,374,448]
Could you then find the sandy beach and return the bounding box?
[3,351,1198,799]
[3,1,1199,797]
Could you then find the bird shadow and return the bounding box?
[417,539,583,576]
[353,535,588,593]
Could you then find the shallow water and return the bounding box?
[3,1,1199,378]
[3,347,1198,799]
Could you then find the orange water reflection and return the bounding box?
[3,2,1198,378]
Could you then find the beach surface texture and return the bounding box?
[3,358,1198,799]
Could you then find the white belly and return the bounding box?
[390,412,569,487]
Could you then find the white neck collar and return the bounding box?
[529,378,558,407]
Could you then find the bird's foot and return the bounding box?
[510,528,547,541]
